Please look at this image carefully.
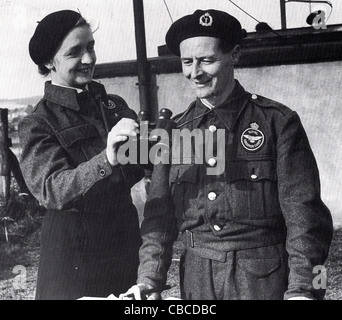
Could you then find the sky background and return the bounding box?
[1,0,341,100]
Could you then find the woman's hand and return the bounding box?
[119,283,161,300]
[106,118,139,166]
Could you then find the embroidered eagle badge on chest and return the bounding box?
[241,122,265,151]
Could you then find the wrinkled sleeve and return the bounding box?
[137,163,179,291]
[18,115,114,210]
[276,111,333,300]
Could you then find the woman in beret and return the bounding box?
[19,10,145,300]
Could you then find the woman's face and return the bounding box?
[47,25,96,89]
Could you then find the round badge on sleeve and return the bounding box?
[103,100,117,109]
[241,123,265,151]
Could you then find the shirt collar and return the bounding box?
[200,99,214,110]
[44,81,107,111]
[191,80,250,131]
[51,82,88,94]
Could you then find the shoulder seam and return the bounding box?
[251,94,293,116]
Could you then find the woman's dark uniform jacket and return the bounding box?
[137,80,333,300]
[19,81,144,299]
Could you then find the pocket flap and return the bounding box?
[238,258,280,278]
[169,165,199,184]
[56,123,98,147]
[229,160,277,182]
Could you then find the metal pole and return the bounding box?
[280,0,287,30]
[132,0,151,120]
[0,108,11,203]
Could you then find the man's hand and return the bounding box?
[106,118,139,166]
[119,283,161,300]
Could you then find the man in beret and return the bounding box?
[120,9,333,300]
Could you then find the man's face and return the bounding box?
[180,37,238,105]
[48,25,96,89]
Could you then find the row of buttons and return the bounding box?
[205,101,254,233]
[208,125,217,168]
[208,123,220,231]
[207,192,222,231]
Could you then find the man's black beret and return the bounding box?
[29,10,82,65]
[166,9,245,56]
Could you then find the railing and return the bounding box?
[0,108,31,203]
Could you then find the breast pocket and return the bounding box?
[55,123,101,162]
[227,160,281,220]
[169,165,199,221]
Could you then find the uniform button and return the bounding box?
[207,158,217,167]
[209,125,217,133]
[208,192,217,201]
[99,169,106,177]
[213,225,222,231]
[251,174,258,180]
[251,94,258,100]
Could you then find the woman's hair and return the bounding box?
[38,17,91,76]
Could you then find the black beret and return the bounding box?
[166,9,245,56]
[29,10,82,65]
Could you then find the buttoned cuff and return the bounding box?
[137,274,166,294]
[90,149,114,181]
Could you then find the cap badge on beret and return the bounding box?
[165,9,245,56]
[199,12,213,27]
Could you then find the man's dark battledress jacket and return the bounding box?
[137,80,333,300]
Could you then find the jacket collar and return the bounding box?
[44,81,108,111]
[191,80,250,131]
